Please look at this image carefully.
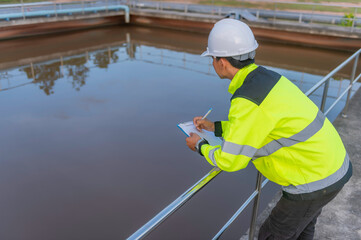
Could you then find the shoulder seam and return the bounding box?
[231,66,281,106]
[231,95,260,106]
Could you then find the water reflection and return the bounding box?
[5,49,123,95]
[0,26,360,240]
[0,31,358,121]
[66,56,88,91]
[21,62,62,95]
[93,48,119,69]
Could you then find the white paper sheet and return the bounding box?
[178,121,222,146]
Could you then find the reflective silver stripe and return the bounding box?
[283,153,350,194]
[254,110,325,159]
[222,141,258,158]
[218,110,325,160]
[208,148,220,167]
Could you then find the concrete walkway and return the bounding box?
[314,88,361,239]
[241,88,361,240]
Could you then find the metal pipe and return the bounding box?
[320,78,330,112]
[127,167,222,240]
[249,172,263,240]
[305,49,361,97]
[342,53,359,117]
[0,4,130,23]
[2,1,361,26]
[212,178,269,240]
[1,0,360,10]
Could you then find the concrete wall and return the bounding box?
[0,9,360,51]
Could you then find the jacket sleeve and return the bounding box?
[201,98,275,172]
[214,121,229,137]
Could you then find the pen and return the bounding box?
[201,108,212,120]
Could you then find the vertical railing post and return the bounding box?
[108,47,111,64]
[273,3,277,23]
[249,171,263,240]
[30,62,35,80]
[342,53,359,117]
[54,2,57,17]
[320,78,330,112]
[310,5,315,24]
[140,45,142,60]
[183,53,186,68]
[60,56,64,77]
[21,0,25,20]
[351,8,357,33]
[161,50,163,64]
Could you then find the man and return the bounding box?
[185,19,352,240]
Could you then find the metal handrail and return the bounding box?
[325,72,361,116]
[305,48,360,114]
[305,49,361,96]
[127,48,360,240]
[0,0,130,23]
[127,167,222,240]
[211,48,360,239]
[131,0,361,29]
[213,177,269,240]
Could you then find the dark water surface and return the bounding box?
[0,26,359,240]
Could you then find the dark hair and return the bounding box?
[216,57,255,69]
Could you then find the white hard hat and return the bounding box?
[201,19,258,60]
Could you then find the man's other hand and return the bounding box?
[186,133,201,151]
[193,116,215,132]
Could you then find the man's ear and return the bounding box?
[219,58,229,70]
[219,58,227,68]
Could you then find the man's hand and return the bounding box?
[193,116,215,132]
[186,133,201,151]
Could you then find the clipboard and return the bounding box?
[177,121,222,146]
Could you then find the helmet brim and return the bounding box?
[201,50,211,57]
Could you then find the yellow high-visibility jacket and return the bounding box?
[200,63,352,197]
